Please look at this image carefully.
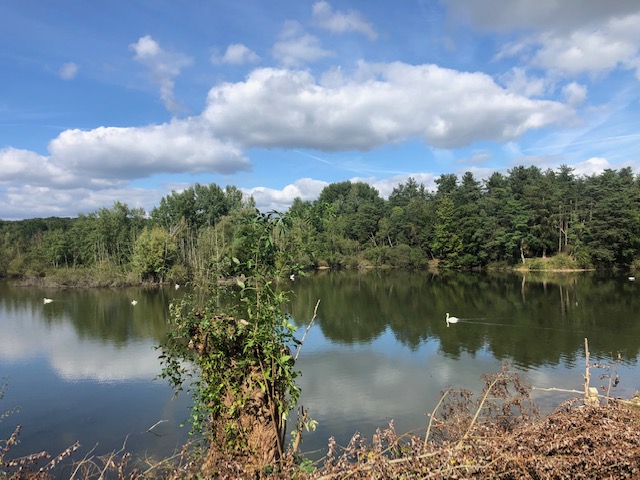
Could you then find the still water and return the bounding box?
[1,271,639,463]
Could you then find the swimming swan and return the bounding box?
[446,312,459,327]
[43,298,53,304]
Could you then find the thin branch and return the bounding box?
[531,387,582,394]
[457,376,501,449]
[147,419,169,437]
[69,443,98,480]
[424,388,450,452]
[295,299,321,361]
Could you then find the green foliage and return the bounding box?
[433,196,463,267]
[4,168,640,282]
[159,211,305,457]
[525,258,545,271]
[132,225,177,282]
[546,253,580,270]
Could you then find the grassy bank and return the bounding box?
[514,253,594,272]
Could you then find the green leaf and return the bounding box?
[232,257,240,265]
[280,354,291,364]
[237,280,245,289]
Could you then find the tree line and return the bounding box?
[1,165,639,284]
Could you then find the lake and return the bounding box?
[1,271,639,466]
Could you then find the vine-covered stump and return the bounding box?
[184,314,287,469]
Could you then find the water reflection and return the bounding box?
[288,271,640,457]
[0,283,190,462]
[290,271,640,366]
[1,272,639,464]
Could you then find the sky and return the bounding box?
[1,1,640,220]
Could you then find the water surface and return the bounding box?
[1,272,639,463]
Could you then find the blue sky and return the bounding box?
[1,1,640,220]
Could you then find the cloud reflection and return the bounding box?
[0,302,163,382]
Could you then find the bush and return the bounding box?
[547,253,579,270]
[525,258,544,270]
[167,263,189,284]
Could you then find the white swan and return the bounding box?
[446,312,459,327]
[43,298,53,304]
[131,300,138,306]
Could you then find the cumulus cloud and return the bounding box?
[243,173,439,212]
[351,173,437,198]
[452,1,640,78]
[0,184,165,220]
[0,147,69,186]
[530,25,640,75]
[312,1,377,40]
[0,57,578,219]
[204,63,574,150]
[0,118,252,218]
[243,178,328,211]
[272,21,333,66]
[58,62,79,80]
[48,120,250,179]
[212,43,260,65]
[572,157,611,176]
[130,35,193,113]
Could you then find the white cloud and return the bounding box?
[350,173,436,199]
[48,119,250,180]
[563,82,587,106]
[245,174,440,212]
[212,43,260,65]
[500,67,549,97]
[0,117,252,218]
[312,1,377,41]
[0,184,163,220]
[204,63,574,150]
[272,21,333,66]
[130,35,193,114]
[451,1,640,78]
[573,157,611,176]
[244,178,328,211]
[58,62,79,80]
[0,147,67,185]
[531,27,640,75]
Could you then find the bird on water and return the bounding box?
[131,300,138,306]
[446,312,459,327]
[43,298,53,304]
